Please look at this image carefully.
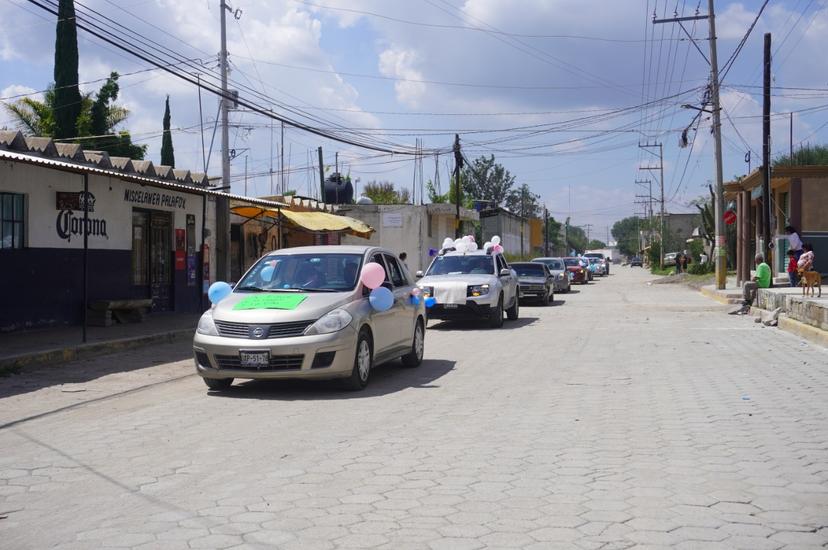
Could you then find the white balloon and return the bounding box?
[468,241,478,251]
[462,235,472,243]
[442,237,454,248]
[492,235,501,245]
[483,241,492,250]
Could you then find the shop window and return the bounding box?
[0,192,25,250]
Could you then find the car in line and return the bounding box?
[583,251,611,275]
[563,257,589,284]
[531,257,571,293]
[587,257,607,276]
[193,246,426,392]
[416,249,519,328]
[629,256,644,267]
[511,262,554,305]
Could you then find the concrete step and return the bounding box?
[757,287,827,331]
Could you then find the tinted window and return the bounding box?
[426,255,494,275]
[513,264,545,276]
[238,253,363,292]
[563,258,580,267]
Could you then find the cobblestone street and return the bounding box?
[1,267,827,549]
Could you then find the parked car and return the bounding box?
[579,257,594,281]
[630,256,644,267]
[511,262,554,305]
[531,257,571,293]
[587,257,607,276]
[193,246,426,392]
[563,257,589,284]
[664,252,678,266]
[416,249,519,328]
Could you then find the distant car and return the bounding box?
[532,257,571,293]
[511,262,554,305]
[416,249,519,328]
[193,246,425,392]
[587,257,607,276]
[664,252,678,266]
[630,256,643,267]
[579,257,594,281]
[583,252,610,275]
[563,257,588,284]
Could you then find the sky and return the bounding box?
[2,0,828,240]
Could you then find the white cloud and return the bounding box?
[1,84,38,102]
[378,47,426,108]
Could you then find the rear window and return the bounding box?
[563,258,580,267]
[535,259,564,270]
[513,264,545,276]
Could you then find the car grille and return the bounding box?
[214,354,304,371]
[214,320,313,339]
[522,284,545,291]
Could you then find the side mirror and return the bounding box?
[500,268,511,277]
[415,270,424,279]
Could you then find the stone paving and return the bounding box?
[1,267,827,549]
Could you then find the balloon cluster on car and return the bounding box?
[439,234,504,255]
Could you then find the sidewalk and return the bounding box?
[699,277,827,347]
[0,313,199,374]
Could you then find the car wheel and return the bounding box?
[506,292,520,320]
[489,294,504,328]
[342,329,372,391]
[401,319,425,368]
[203,377,233,391]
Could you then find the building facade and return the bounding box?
[479,208,530,257]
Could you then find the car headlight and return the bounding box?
[305,308,353,335]
[557,273,565,280]
[467,284,490,297]
[196,310,219,336]
[419,285,434,297]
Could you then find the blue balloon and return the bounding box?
[369,286,394,312]
[424,297,437,308]
[208,281,232,304]
[410,295,420,306]
[260,265,274,280]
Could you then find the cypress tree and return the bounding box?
[53,0,82,139]
[161,96,175,167]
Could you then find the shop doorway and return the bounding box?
[132,209,173,311]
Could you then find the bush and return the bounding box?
[688,261,714,275]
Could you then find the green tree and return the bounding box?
[774,144,828,167]
[161,96,175,167]
[426,179,448,203]
[505,183,540,218]
[3,89,56,136]
[611,216,644,257]
[462,155,515,207]
[53,0,82,139]
[545,216,564,254]
[566,223,588,254]
[587,239,606,250]
[362,181,410,204]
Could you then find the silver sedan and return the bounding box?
[531,257,571,293]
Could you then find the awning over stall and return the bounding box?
[230,204,374,238]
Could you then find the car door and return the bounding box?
[497,255,517,306]
[383,253,414,349]
[366,253,398,355]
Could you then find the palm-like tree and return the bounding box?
[3,88,57,136]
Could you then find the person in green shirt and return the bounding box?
[742,253,772,306]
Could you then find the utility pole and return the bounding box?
[762,32,772,263]
[280,121,285,195]
[655,0,726,288]
[520,186,526,257]
[244,155,248,196]
[583,223,593,243]
[639,143,664,269]
[317,146,325,201]
[453,134,462,239]
[544,206,549,257]
[216,0,232,282]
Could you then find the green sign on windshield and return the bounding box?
[232,294,308,311]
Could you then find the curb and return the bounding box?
[777,315,828,349]
[0,329,193,376]
[699,286,742,305]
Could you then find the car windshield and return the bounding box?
[588,258,601,264]
[563,258,581,267]
[426,254,494,275]
[513,264,545,276]
[236,253,363,292]
[535,259,564,270]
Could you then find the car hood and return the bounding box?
[517,276,547,284]
[548,270,566,276]
[417,273,499,304]
[211,290,355,323]
[565,266,584,272]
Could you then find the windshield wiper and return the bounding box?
[236,285,264,292]
[289,287,338,292]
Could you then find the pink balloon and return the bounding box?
[493,244,504,254]
[411,287,422,296]
[361,262,386,289]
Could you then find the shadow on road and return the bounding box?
[427,317,538,331]
[208,358,457,400]
[0,342,193,400]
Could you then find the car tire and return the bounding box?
[203,377,233,391]
[401,319,425,368]
[342,329,372,391]
[489,295,504,328]
[506,293,520,320]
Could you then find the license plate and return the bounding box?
[443,304,458,309]
[240,351,270,368]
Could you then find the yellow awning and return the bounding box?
[281,209,374,238]
[230,205,374,238]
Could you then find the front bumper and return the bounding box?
[428,300,495,319]
[193,325,358,380]
[519,284,547,298]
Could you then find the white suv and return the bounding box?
[416,250,519,328]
